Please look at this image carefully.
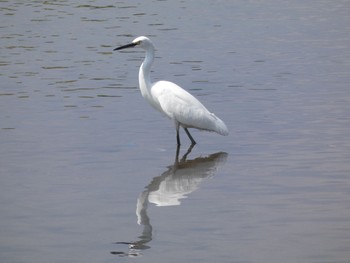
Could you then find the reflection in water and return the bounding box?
[111,145,228,257]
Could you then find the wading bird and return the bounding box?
[114,36,228,146]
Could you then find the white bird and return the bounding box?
[114,36,228,145]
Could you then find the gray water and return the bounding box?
[1,1,350,262]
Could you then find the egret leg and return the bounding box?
[181,143,195,162]
[174,144,181,164]
[184,128,196,145]
[176,125,181,146]
[175,142,194,165]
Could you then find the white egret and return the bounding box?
[114,36,228,145]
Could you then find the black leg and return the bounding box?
[174,144,181,164]
[180,143,195,162]
[176,126,181,146]
[184,128,196,145]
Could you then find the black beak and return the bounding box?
[114,42,137,51]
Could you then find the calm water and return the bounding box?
[1,1,350,262]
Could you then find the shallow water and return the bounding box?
[1,1,350,262]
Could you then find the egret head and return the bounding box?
[114,36,153,51]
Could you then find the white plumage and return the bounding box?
[114,36,228,145]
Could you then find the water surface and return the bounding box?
[1,1,350,263]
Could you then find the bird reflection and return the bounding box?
[111,145,227,257]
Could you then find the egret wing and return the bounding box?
[152,81,227,134]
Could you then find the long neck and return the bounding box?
[138,46,155,100]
